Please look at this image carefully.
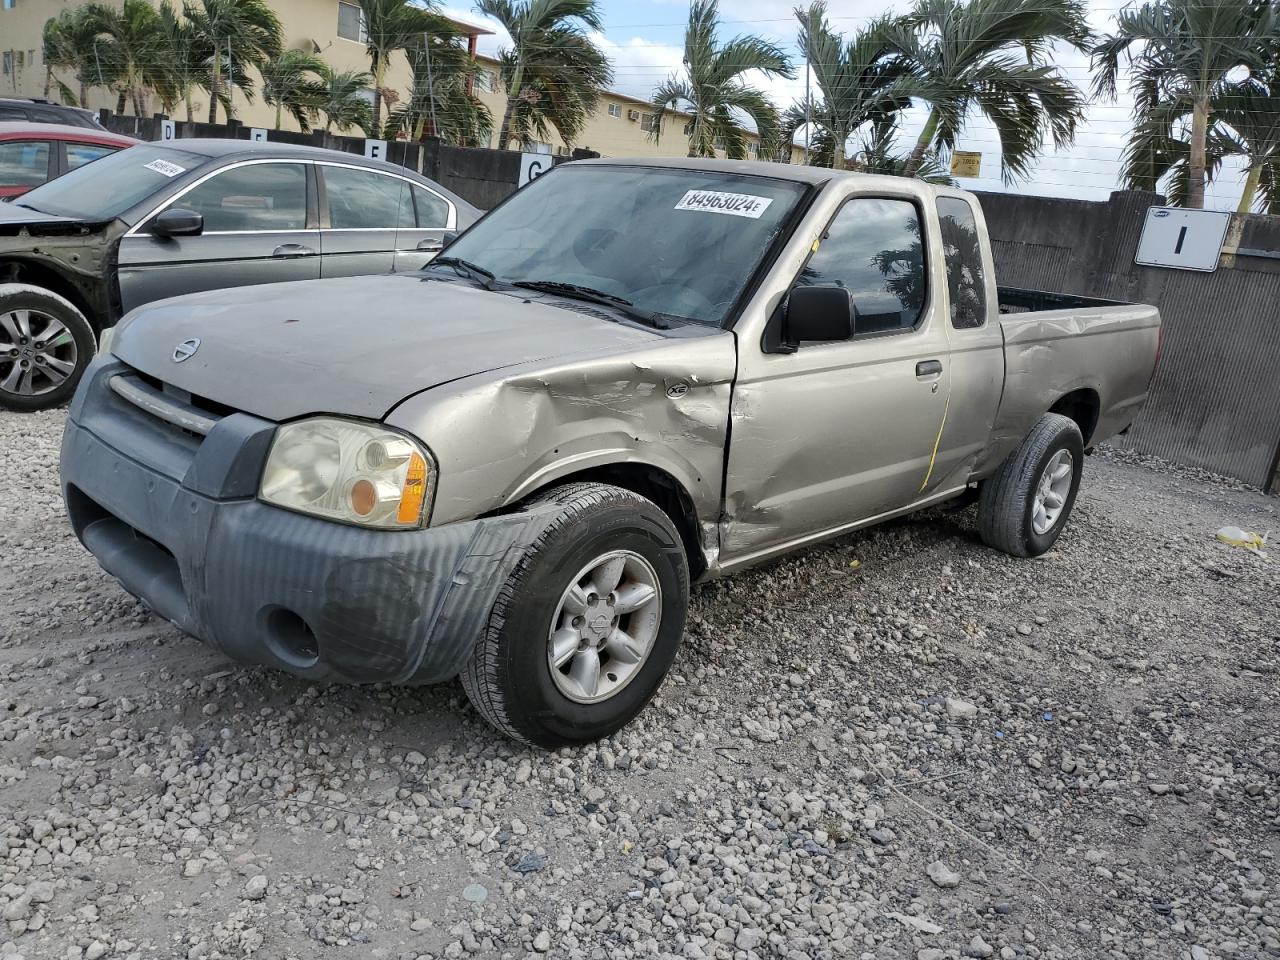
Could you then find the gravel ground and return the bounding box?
[1,409,1278,960]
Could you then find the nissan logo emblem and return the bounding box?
[172,338,201,362]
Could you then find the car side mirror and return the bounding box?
[151,207,204,238]
[783,285,857,349]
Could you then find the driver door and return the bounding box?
[721,192,953,562]
[117,160,320,314]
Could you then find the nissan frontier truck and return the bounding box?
[59,158,1161,746]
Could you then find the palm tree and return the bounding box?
[1093,0,1278,208]
[316,66,376,135]
[156,1,205,121]
[387,36,493,145]
[99,0,171,116]
[652,0,793,159]
[184,0,283,123]
[794,3,911,169]
[1221,77,1280,213]
[851,124,955,183]
[356,0,453,133]
[886,0,1091,183]
[41,5,116,108]
[478,0,612,150]
[261,49,328,131]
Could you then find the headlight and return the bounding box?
[259,417,435,529]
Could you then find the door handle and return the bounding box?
[416,238,444,252]
[272,243,315,259]
[916,359,943,378]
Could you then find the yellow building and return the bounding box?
[1,0,798,161]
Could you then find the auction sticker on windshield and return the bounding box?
[674,190,774,219]
[144,158,186,177]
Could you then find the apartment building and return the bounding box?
[1,0,798,161]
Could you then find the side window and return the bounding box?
[65,142,118,170]
[0,140,50,187]
[412,185,449,228]
[936,196,988,329]
[798,197,925,334]
[176,162,307,231]
[323,165,412,229]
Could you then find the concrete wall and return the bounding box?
[976,188,1280,490]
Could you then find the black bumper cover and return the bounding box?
[60,358,549,684]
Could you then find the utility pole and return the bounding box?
[423,32,437,138]
[802,33,811,165]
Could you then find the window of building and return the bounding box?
[607,103,621,118]
[1,52,11,76]
[528,140,552,155]
[0,140,49,187]
[176,162,308,232]
[747,141,759,157]
[935,196,987,329]
[474,69,495,93]
[640,112,656,133]
[1,1,16,11]
[337,1,366,43]
[796,197,926,334]
[65,142,119,170]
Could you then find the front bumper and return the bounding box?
[60,358,549,684]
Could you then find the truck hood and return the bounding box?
[111,273,665,421]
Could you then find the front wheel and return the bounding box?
[978,413,1084,557]
[0,284,96,412]
[461,482,689,747]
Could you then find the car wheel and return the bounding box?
[460,482,689,747]
[978,413,1084,558]
[0,284,96,412]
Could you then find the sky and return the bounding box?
[439,0,1254,211]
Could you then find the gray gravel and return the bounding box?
[2,408,1278,960]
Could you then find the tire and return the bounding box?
[978,413,1084,558]
[0,284,96,412]
[461,482,689,748]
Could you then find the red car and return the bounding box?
[0,123,138,199]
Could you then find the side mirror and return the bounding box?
[783,285,856,348]
[150,207,204,238]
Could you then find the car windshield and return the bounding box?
[16,144,208,220]
[436,165,808,326]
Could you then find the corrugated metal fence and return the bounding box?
[977,189,1280,490]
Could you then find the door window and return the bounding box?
[323,165,413,229]
[797,197,926,334]
[176,162,308,232]
[65,142,119,170]
[936,197,987,329]
[412,185,449,228]
[0,140,50,187]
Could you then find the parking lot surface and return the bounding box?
[1,408,1277,960]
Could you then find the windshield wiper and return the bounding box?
[509,280,671,330]
[428,256,500,290]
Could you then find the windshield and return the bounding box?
[438,165,807,326]
[16,144,209,220]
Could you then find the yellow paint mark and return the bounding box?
[811,237,821,253]
[918,393,950,493]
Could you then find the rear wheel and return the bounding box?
[0,284,96,412]
[978,413,1084,557]
[461,482,689,747]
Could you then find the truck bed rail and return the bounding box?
[997,286,1128,314]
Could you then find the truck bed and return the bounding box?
[976,287,1162,475]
